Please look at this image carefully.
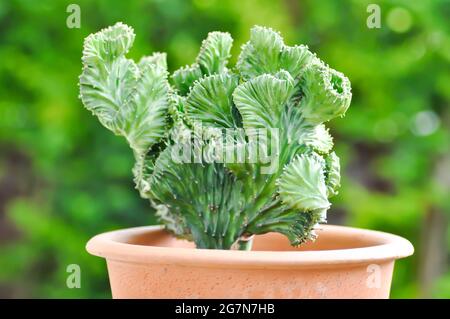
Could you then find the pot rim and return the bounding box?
[86,225,414,269]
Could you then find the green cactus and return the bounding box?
[79,23,352,250]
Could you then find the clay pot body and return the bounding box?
[86,225,413,298]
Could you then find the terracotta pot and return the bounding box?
[86,225,413,299]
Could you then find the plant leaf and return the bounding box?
[81,22,135,64]
[186,73,239,128]
[172,32,233,95]
[233,71,294,129]
[298,124,334,154]
[80,23,170,156]
[245,199,324,246]
[172,65,202,96]
[80,23,171,200]
[197,31,233,75]
[299,60,352,124]
[237,26,284,79]
[278,153,330,211]
[125,53,170,154]
[139,52,167,70]
[280,45,315,80]
[237,26,314,80]
[325,151,341,197]
[80,24,138,132]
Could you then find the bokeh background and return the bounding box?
[0,0,449,298]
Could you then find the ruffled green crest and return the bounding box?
[237,26,315,80]
[325,151,341,197]
[299,60,352,125]
[298,124,334,154]
[186,73,240,128]
[278,153,330,211]
[82,22,135,64]
[172,31,233,95]
[233,70,295,129]
[197,31,233,74]
[80,23,170,155]
[171,65,202,96]
[80,23,170,200]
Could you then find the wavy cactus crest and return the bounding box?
[79,23,352,250]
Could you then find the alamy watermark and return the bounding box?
[66,4,81,29]
[367,4,381,29]
[170,122,280,174]
[366,263,381,289]
[66,264,81,289]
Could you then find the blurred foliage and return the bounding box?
[0,0,449,298]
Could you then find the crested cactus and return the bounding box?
[79,23,352,250]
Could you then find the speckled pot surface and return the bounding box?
[86,225,413,299]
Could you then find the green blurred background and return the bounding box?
[0,0,449,298]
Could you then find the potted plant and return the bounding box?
[82,23,413,298]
